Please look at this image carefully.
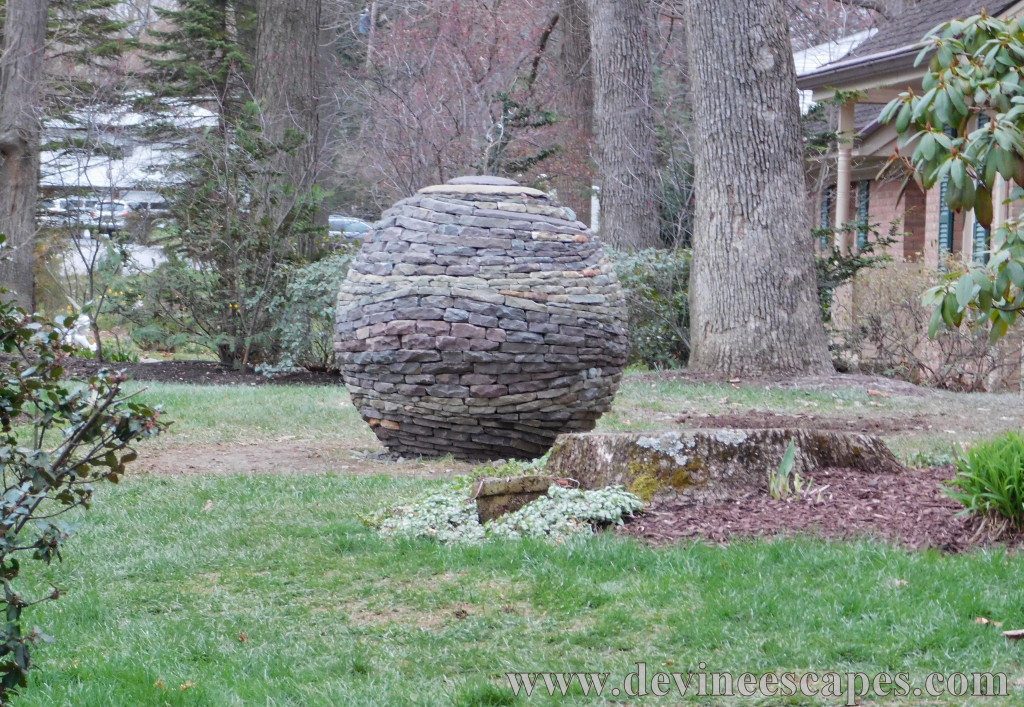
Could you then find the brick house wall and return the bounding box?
[820,173,1022,391]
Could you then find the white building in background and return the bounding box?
[40,96,218,202]
[42,96,218,280]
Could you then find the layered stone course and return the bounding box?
[335,176,629,460]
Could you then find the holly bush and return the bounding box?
[0,236,165,700]
[880,12,1024,340]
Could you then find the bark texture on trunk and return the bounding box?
[553,0,594,224]
[254,0,323,252]
[234,0,260,85]
[586,0,659,249]
[684,0,832,376]
[0,0,49,310]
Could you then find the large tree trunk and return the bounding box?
[0,0,49,311]
[684,0,832,376]
[234,0,260,84]
[553,0,594,225]
[254,0,324,257]
[586,0,659,249]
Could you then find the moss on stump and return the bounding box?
[545,429,903,502]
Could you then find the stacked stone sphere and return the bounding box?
[334,176,629,460]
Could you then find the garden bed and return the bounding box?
[675,410,933,434]
[620,466,1024,553]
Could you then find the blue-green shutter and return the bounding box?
[938,176,955,260]
[856,180,870,250]
[938,127,958,265]
[819,186,834,250]
[972,114,991,264]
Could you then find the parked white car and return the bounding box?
[39,196,100,227]
[129,199,170,217]
[88,200,132,234]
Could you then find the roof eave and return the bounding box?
[796,44,922,95]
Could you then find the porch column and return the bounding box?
[831,99,857,331]
[835,100,856,254]
[993,174,1009,236]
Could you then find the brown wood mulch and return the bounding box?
[619,466,1023,553]
[675,410,934,435]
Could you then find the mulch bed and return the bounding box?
[675,410,934,435]
[619,466,1024,553]
[629,369,934,397]
[5,356,343,386]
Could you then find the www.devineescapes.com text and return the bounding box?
[505,663,1008,703]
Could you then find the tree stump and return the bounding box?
[335,177,629,460]
[546,429,903,502]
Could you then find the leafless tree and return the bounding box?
[586,0,659,249]
[254,0,328,257]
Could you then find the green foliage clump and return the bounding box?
[372,485,643,544]
[608,248,690,368]
[263,249,355,373]
[0,238,165,700]
[947,432,1024,528]
[467,457,546,481]
[487,485,644,540]
[880,14,1024,341]
[375,491,485,544]
[768,441,805,500]
[814,220,897,319]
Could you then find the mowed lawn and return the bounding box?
[15,375,1024,705]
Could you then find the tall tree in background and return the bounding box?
[0,0,50,309]
[139,0,329,367]
[148,0,247,118]
[684,0,831,376]
[553,0,593,223]
[255,0,325,258]
[586,0,659,249]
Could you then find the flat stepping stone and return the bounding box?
[546,429,903,502]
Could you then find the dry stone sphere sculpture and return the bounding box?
[335,176,629,460]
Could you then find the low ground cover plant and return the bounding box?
[947,432,1024,533]
[370,484,643,544]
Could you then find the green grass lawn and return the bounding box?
[11,376,1024,704]
[124,375,1024,464]
[126,383,371,444]
[19,474,1024,705]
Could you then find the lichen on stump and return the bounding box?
[545,429,903,502]
[334,176,629,460]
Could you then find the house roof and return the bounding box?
[797,0,1020,91]
[847,0,1015,58]
[795,30,876,112]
